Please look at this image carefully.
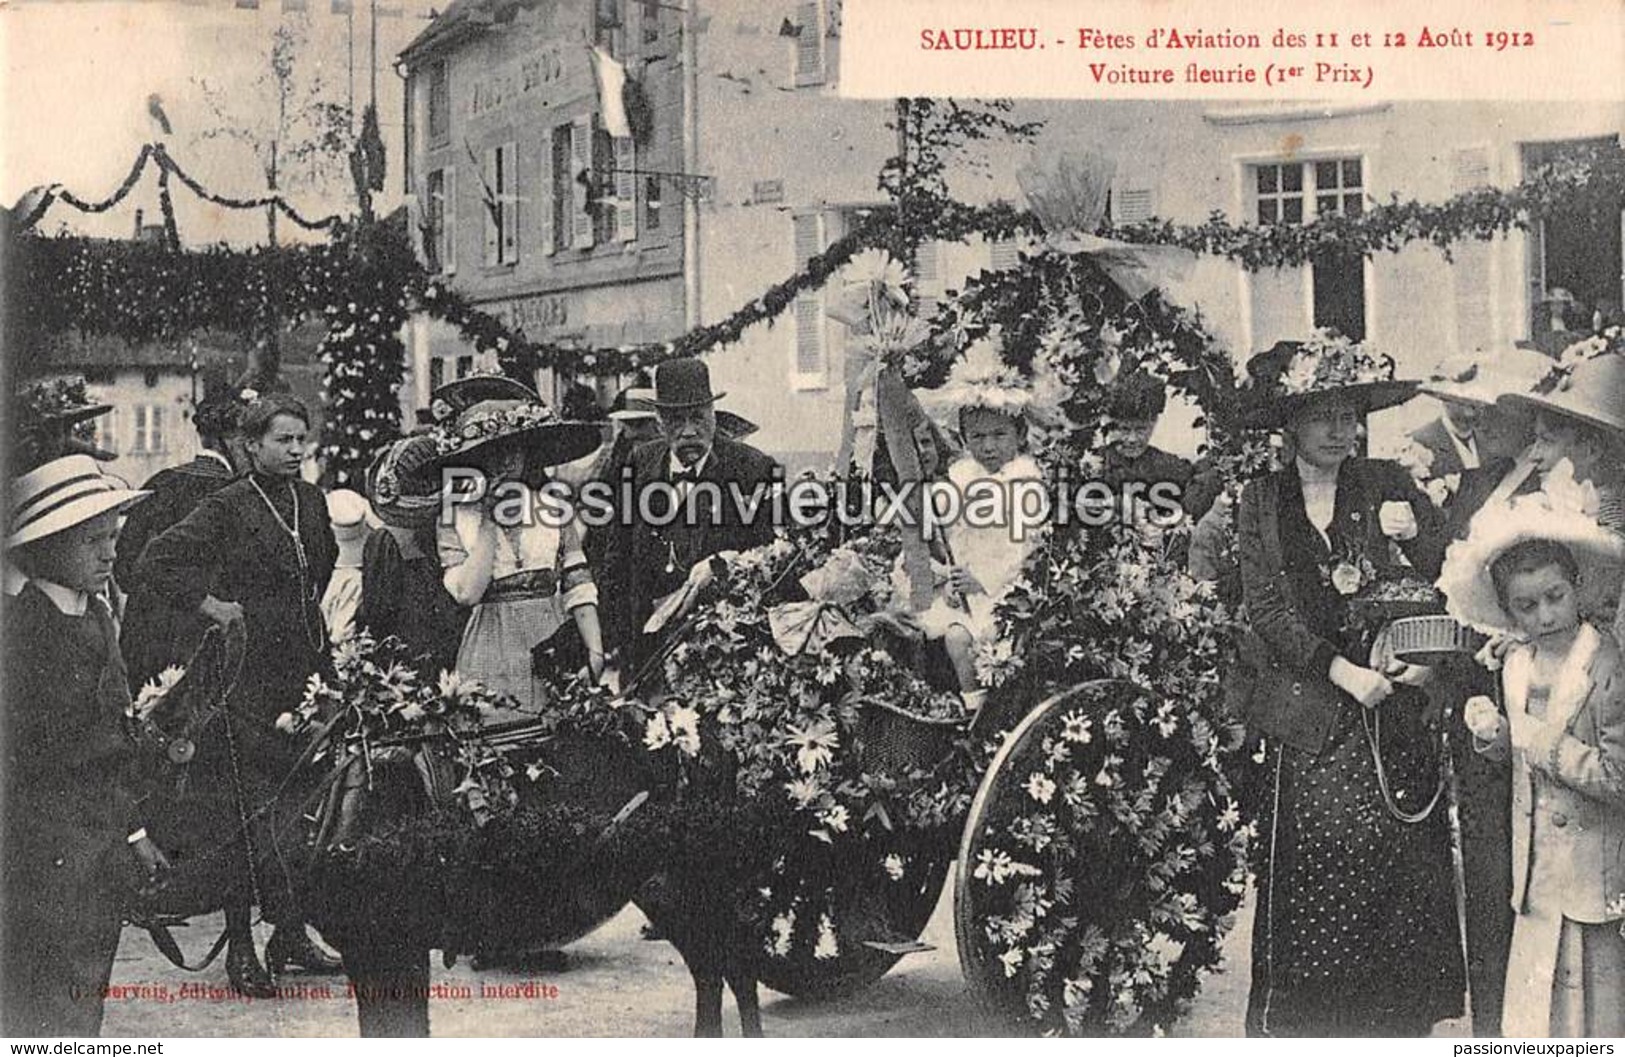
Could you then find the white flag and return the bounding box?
[589,46,631,139]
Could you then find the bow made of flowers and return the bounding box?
[1015,150,1196,300]
[767,548,870,655]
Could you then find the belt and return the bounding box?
[482,569,558,604]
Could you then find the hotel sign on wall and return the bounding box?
[468,40,574,118]
[497,295,572,335]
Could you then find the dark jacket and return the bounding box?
[356,524,469,680]
[135,473,337,763]
[1410,416,1527,482]
[2,584,143,1036]
[1236,458,1446,754]
[116,453,237,690]
[599,436,780,668]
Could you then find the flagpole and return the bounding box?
[370,0,379,114]
[347,1,356,129]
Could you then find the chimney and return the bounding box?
[134,208,144,238]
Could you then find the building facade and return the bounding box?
[399,0,687,410]
[402,0,1625,467]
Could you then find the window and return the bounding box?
[586,119,638,245]
[989,238,1021,271]
[88,408,119,456]
[1250,157,1367,341]
[429,356,445,392]
[593,0,625,56]
[456,355,474,379]
[640,0,660,45]
[1522,137,1622,338]
[132,405,165,455]
[427,61,449,148]
[482,142,518,266]
[792,212,828,387]
[424,167,456,273]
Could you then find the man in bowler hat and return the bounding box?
[600,358,780,674]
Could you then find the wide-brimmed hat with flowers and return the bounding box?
[927,332,1070,433]
[1238,332,1419,429]
[8,454,149,548]
[1438,459,1625,635]
[425,377,602,472]
[1498,328,1625,437]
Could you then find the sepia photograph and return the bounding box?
[1,0,1622,1040]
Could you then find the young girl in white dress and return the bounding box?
[910,340,1051,710]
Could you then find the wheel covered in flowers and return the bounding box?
[953,679,1250,1035]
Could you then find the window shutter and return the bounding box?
[794,1,824,86]
[1451,147,1494,354]
[570,118,595,250]
[482,146,499,266]
[793,211,823,265]
[915,239,943,318]
[443,167,457,273]
[791,212,827,386]
[614,135,638,242]
[540,133,555,255]
[501,140,519,263]
[989,238,1020,271]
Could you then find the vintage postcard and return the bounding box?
[2,0,1623,1041]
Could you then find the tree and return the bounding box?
[194,16,354,387]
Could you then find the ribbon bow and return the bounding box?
[1015,151,1195,300]
[766,549,871,656]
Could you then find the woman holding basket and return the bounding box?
[1235,338,1464,1036]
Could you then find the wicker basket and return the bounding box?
[1383,614,1485,665]
[855,698,966,779]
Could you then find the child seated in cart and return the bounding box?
[897,339,1052,711]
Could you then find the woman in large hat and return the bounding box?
[3,456,168,1036]
[1496,336,1625,534]
[1233,335,1465,1035]
[356,432,471,681]
[429,376,606,710]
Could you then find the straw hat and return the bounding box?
[1497,335,1625,437]
[1438,461,1625,635]
[608,387,658,422]
[1418,346,1554,409]
[326,488,372,569]
[1238,335,1418,429]
[8,455,149,548]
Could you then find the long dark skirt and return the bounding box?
[1249,694,1465,1036]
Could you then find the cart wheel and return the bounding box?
[953,678,1250,1035]
[756,834,955,1000]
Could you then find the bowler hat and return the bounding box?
[653,358,726,410]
